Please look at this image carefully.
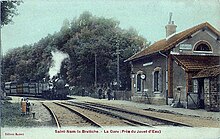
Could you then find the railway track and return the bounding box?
[67,101,192,127]
[56,102,129,127]
[85,102,193,127]
[42,100,193,127]
[62,102,161,127]
[42,103,61,128]
[42,102,102,128]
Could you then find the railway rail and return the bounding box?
[85,102,193,127]
[42,102,61,128]
[42,100,193,127]
[67,101,192,127]
[56,102,129,127]
[42,102,102,128]
[53,102,102,127]
[63,102,161,127]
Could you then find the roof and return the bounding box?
[125,22,220,62]
[193,65,220,78]
[173,55,220,71]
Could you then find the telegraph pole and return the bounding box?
[0,28,2,98]
[94,52,97,89]
[116,44,120,91]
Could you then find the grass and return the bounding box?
[1,101,43,127]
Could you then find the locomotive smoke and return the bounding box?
[49,50,69,79]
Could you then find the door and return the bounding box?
[198,79,205,109]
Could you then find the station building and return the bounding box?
[125,19,220,111]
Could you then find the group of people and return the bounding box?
[98,86,113,100]
[80,85,114,100]
[20,97,31,115]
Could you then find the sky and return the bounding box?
[1,0,220,54]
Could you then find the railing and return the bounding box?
[113,90,132,100]
[186,92,199,109]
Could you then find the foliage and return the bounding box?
[2,11,148,90]
[1,1,22,27]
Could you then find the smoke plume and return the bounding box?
[49,50,69,79]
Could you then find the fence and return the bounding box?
[113,90,132,100]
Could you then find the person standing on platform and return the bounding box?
[26,98,30,115]
[103,86,106,99]
[21,97,26,115]
[82,87,85,97]
[107,87,112,100]
[98,87,102,99]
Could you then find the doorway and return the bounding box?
[198,79,205,109]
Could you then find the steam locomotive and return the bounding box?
[4,75,69,99]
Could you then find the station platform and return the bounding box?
[68,95,220,121]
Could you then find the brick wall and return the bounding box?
[173,30,220,56]
[131,53,167,105]
[205,77,220,111]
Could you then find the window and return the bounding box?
[137,74,141,92]
[154,71,159,91]
[195,44,211,51]
[194,41,212,52]
[136,71,145,92]
[152,67,162,93]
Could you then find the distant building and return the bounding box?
[125,15,220,111]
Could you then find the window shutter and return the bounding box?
[137,74,141,92]
[193,80,198,93]
[204,78,209,94]
[152,71,154,92]
[158,68,162,92]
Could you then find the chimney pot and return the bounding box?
[165,13,177,37]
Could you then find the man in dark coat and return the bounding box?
[107,87,112,100]
[98,88,102,99]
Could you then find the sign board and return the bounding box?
[143,62,153,67]
[179,44,192,50]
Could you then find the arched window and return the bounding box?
[154,71,159,91]
[136,71,145,92]
[152,67,162,93]
[137,74,142,92]
[194,41,212,52]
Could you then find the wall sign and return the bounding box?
[179,44,192,50]
[143,62,153,67]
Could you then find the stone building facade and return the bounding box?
[192,65,220,111]
[125,21,220,111]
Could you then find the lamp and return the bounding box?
[131,71,135,79]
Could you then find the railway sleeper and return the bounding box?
[84,102,192,127]
[53,102,102,128]
[62,102,154,127]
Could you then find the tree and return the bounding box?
[1,1,22,98]
[1,1,22,27]
[2,11,148,91]
[62,12,148,89]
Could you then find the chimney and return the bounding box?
[165,12,177,37]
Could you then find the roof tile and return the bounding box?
[173,55,220,71]
[125,22,220,62]
[193,65,220,78]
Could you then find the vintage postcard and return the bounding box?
[1,0,220,139]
